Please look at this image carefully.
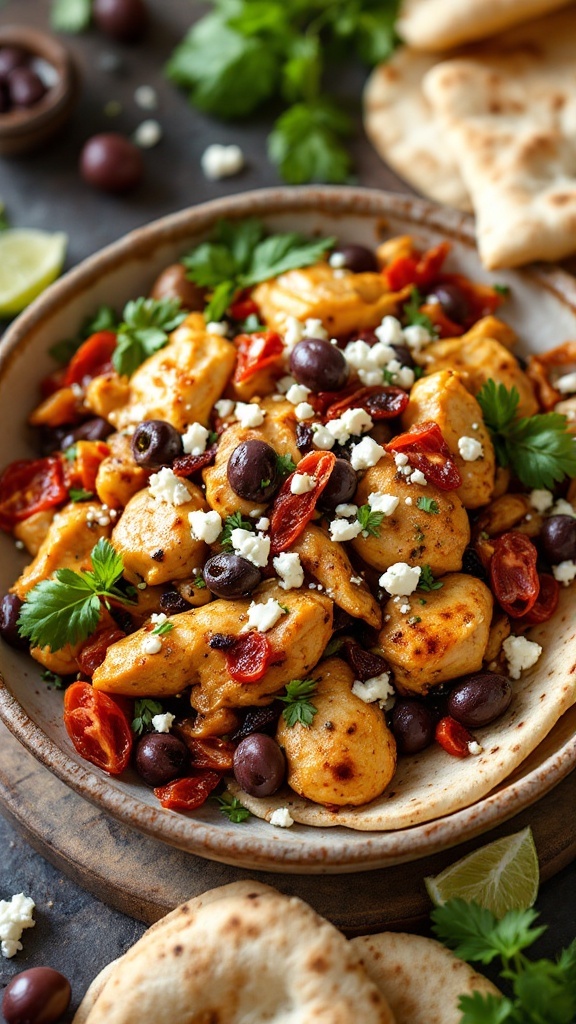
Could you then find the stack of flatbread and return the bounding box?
[73,882,498,1024]
[364,0,576,269]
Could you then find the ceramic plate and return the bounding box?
[1,187,575,871]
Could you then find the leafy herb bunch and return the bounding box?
[165,0,400,184]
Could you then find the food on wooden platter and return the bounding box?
[0,218,575,833]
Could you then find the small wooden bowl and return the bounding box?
[0,25,79,156]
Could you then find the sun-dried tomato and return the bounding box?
[435,716,474,758]
[384,242,451,291]
[223,631,274,684]
[64,681,133,775]
[64,331,117,387]
[490,532,540,618]
[233,331,283,383]
[324,385,409,422]
[269,449,336,555]
[63,440,110,493]
[183,736,236,771]
[517,573,559,626]
[0,456,68,532]
[154,770,221,810]
[172,445,217,478]
[77,626,126,677]
[229,295,260,321]
[385,421,462,491]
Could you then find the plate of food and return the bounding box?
[0,186,575,871]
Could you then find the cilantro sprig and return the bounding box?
[476,379,576,490]
[49,304,118,365]
[357,503,385,537]
[214,792,251,823]
[280,678,318,728]
[152,620,174,637]
[132,698,164,736]
[432,899,576,1024]
[418,564,443,592]
[182,219,334,322]
[112,297,187,378]
[220,511,255,550]
[416,497,439,515]
[17,539,134,652]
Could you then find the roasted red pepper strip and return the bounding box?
[225,631,274,684]
[63,681,133,775]
[77,626,127,677]
[229,296,259,321]
[517,572,559,626]
[154,770,221,810]
[269,449,336,555]
[385,421,462,491]
[489,531,540,618]
[233,331,283,383]
[183,736,236,771]
[324,385,409,422]
[64,331,118,387]
[384,241,451,291]
[0,456,68,532]
[172,445,217,478]
[435,716,473,758]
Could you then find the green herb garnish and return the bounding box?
[193,576,207,589]
[418,564,443,592]
[416,496,440,515]
[476,379,576,489]
[132,698,164,736]
[112,297,187,378]
[323,636,344,658]
[152,621,174,636]
[493,283,510,296]
[357,503,385,537]
[69,488,94,503]
[49,305,118,365]
[402,287,437,335]
[18,539,134,652]
[276,453,297,478]
[41,669,64,689]
[51,0,91,33]
[220,511,255,550]
[268,100,352,185]
[280,678,318,728]
[214,793,251,823]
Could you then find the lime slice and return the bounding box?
[425,827,539,918]
[0,229,67,316]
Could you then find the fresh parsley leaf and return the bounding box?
[112,297,186,378]
[350,6,399,65]
[402,287,437,335]
[63,445,78,462]
[236,313,266,334]
[281,34,322,104]
[193,576,207,589]
[382,368,395,385]
[418,564,443,592]
[279,678,318,728]
[268,99,352,185]
[432,900,546,966]
[243,230,337,287]
[357,503,385,537]
[51,0,91,33]
[41,668,64,689]
[416,496,439,515]
[260,477,271,489]
[214,792,251,823]
[152,621,174,636]
[476,380,520,435]
[458,990,515,1024]
[69,488,94,503]
[18,539,133,651]
[493,283,510,296]
[276,453,297,477]
[220,511,255,550]
[132,698,164,736]
[323,636,344,658]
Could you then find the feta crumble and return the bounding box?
[551,499,576,518]
[555,371,576,394]
[352,671,394,707]
[335,503,358,518]
[290,472,316,495]
[458,436,484,462]
[152,712,175,733]
[134,84,158,110]
[329,518,363,542]
[375,315,404,346]
[502,635,543,680]
[150,612,168,626]
[402,324,432,352]
[189,509,222,544]
[149,467,191,506]
[295,402,315,421]
[329,252,347,269]
[0,893,35,958]
[379,562,421,596]
[529,489,554,513]
[312,423,336,450]
[215,398,235,419]
[245,598,286,633]
[182,422,209,455]
[206,321,228,336]
[552,560,576,585]
[143,635,163,655]
[468,741,483,756]
[286,383,311,405]
[349,436,384,471]
[231,529,270,567]
[269,807,294,828]
[256,517,270,532]
[201,143,245,180]
[234,402,265,428]
[133,119,162,148]
[273,551,304,590]
[409,468,428,486]
[367,491,399,516]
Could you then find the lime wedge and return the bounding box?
[0,229,67,316]
[425,827,539,919]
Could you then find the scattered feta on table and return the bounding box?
[0,893,35,958]
[133,119,162,148]
[201,143,245,180]
[502,635,543,680]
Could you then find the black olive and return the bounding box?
[93,0,148,41]
[390,699,436,754]
[226,439,279,502]
[203,553,261,599]
[135,732,189,787]
[426,283,469,324]
[447,672,513,728]
[231,702,282,743]
[390,344,415,369]
[233,733,286,796]
[540,515,576,565]
[0,46,27,82]
[461,546,489,584]
[8,67,47,107]
[318,458,357,512]
[290,337,348,393]
[131,419,183,469]
[59,416,115,450]
[80,133,144,194]
[331,244,378,273]
[0,594,28,651]
[2,967,71,1024]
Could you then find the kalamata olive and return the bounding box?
[149,263,205,311]
[2,967,71,1024]
[540,515,576,564]
[226,439,279,502]
[93,0,148,41]
[318,458,357,511]
[233,733,286,797]
[426,283,469,324]
[8,66,47,107]
[231,702,282,743]
[390,344,415,369]
[390,699,436,754]
[0,46,27,82]
[135,732,189,787]
[80,132,144,193]
[447,672,513,728]
[461,545,489,584]
[342,641,388,682]
[59,416,114,450]
[0,593,28,651]
[332,244,378,273]
[131,419,183,469]
[290,337,349,393]
[203,552,261,599]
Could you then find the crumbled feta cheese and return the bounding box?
[295,402,315,421]
[215,398,235,419]
[402,324,432,352]
[149,467,191,506]
[389,364,415,389]
[206,321,229,336]
[150,612,168,626]
[502,635,543,680]
[182,422,210,455]
[552,560,576,585]
[335,503,358,518]
[256,517,270,532]
[394,452,409,467]
[399,603,411,614]
[0,894,35,958]
[234,402,265,428]
[458,436,484,462]
[133,119,162,148]
[282,318,305,351]
[529,489,554,513]
[329,518,363,542]
[352,671,394,707]
[304,318,328,340]
[468,741,483,756]
[231,529,270,567]
[152,712,175,733]
[134,84,158,110]
[143,635,163,655]
[341,407,373,436]
[350,436,385,471]
[551,499,576,518]
[375,315,404,346]
[555,371,576,394]
[368,491,399,516]
[245,598,286,633]
[273,551,304,590]
[286,383,311,405]
[379,562,421,596]
[189,509,222,544]
[312,423,336,450]
[201,143,244,180]
[276,374,296,393]
[329,251,347,269]
[409,469,428,486]
[269,807,294,828]
[405,496,413,505]
[290,472,316,495]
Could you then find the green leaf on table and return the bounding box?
[268,99,353,185]
[51,0,91,33]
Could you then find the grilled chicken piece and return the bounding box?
[95,432,149,509]
[293,524,381,629]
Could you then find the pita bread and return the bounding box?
[397,0,574,51]
[73,885,395,1024]
[363,48,472,213]
[229,584,576,829]
[352,932,500,1024]
[423,9,576,268]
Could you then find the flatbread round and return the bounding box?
[352,931,499,1023]
[363,47,471,213]
[396,0,574,52]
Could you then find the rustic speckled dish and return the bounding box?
[0,187,575,872]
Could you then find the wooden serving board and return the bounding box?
[1,720,575,934]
